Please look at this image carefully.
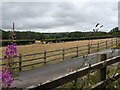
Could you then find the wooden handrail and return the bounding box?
[26,54,120,90]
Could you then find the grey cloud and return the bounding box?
[2,2,118,32]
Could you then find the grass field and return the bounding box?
[1,38,113,58]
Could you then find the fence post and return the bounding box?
[76,46,78,57]
[118,37,119,45]
[19,54,22,71]
[118,37,120,46]
[62,49,65,60]
[106,41,107,49]
[88,44,90,54]
[97,43,99,52]
[44,50,46,64]
[116,38,118,47]
[111,38,113,48]
[96,53,107,89]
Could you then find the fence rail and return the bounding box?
[0,38,120,71]
[27,54,120,90]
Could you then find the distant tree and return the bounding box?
[0,29,9,39]
[1,26,119,40]
[110,27,119,33]
[109,27,120,36]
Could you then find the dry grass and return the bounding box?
[1,38,113,58]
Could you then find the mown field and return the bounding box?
[1,38,113,58]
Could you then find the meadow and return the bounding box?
[1,38,113,58]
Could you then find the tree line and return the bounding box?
[0,27,120,40]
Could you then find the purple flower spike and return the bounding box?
[3,44,17,88]
[4,44,17,59]
[2,66,13,88]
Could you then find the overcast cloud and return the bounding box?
[1,1,118,32]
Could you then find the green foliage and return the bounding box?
[1,30,44,40]
[106,67,120,90]
[61,72,97,90]
[41,36,114,43]
[109,27,120,37]
[1,40,35,46]
[15,31,44,40]
[1,27,120,43]
[110,27,119,33]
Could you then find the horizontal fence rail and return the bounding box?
[27,54,120,90]
[0,38,120,71]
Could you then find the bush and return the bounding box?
[41,36,114,43]
[1,40,35,46]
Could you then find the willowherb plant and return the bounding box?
[1,43,16,89]
[4,43,17,59]
[0,68,2,88]
[1,23,17,89]
[2,66,13,88]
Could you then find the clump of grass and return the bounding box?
[116,44,120,49]
[60,71,97,90]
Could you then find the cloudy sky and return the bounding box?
[1,1,119,33]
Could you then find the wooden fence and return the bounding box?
[26,53,120,90]
[0,38,120,71]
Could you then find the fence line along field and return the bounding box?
[1,38,119,71]
[1,38,115,58]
